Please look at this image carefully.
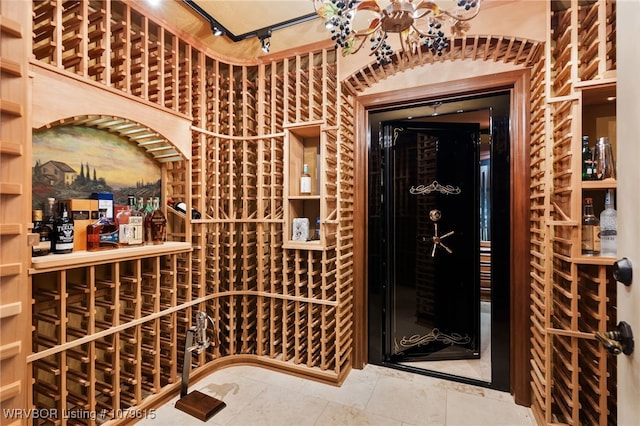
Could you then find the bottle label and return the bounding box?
[33,240,51,253]
[300,176,312,194]
[55,223,74,251]
[581,225,600,254]
[129,217,144,245]
[99,229,119,246]
[118,224,130,244]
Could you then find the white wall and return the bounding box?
[616,1,640,424]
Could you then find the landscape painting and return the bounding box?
[32,125,162,212]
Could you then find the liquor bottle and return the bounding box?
[32,209,51,257]
[148,197,167,245]
[581,136,594,180]
[581,197,600,256]
[52,202,74,254]
[314,216,320,240]
[128,197,144,246]
[116,195,134,246]
[143,197,155,243]
[595,136,616,180]
[599,190,617,256]
[86,209,118,251]
[300,163,312,195]
[167,198,202,219]
[45,197,56,234]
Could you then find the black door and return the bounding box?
[380,121,480,362]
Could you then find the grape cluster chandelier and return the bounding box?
[313,0,481,65]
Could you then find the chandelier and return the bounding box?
[313,0,481,65]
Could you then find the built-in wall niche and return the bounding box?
[32,124,162,212]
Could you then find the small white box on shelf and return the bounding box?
[292,218,309,241]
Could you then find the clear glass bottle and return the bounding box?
[86,209,118,251]
[32,209,51,257]
[53,202,74,254]
[128,196,144,246]
[300,163,312,195]
[599,190,617,256]
[149,196,167,245]
[595,136,616,180]
[116,195,134,246]
[581,197,600,256]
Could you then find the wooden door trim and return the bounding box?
[351,69,531,405]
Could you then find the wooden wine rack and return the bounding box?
[530,1,617,425]
[0,1,358,424]
[1,0,32,418]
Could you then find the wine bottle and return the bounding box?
[143,197,154,244]
[581,197,600,256]
[300,163,312,195]
[53,202,74,254]
[45,197,56,234]
[581,136,594,180]
[168,198,202,219]
[599,190,617,256]
[32,209,51,257]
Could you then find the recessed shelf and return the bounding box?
[581,178,616,190]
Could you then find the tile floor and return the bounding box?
[139,364,535,425]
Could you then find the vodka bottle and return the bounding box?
[581,197,600,256]
[599,190,617,256]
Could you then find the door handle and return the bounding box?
[613,257,633,286]
[594,321,634,356]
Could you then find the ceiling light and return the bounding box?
[314,0,481,65]
[257,29,272,54]
[210,21,224,37]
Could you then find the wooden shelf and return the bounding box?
[581,178,617,189]
[282,240,323,251]
[30,242,192,273]
[572,255,616,266]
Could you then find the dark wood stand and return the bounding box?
[175,326,225,421]
[175,390,226,421]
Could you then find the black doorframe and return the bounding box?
[366,92,511,391]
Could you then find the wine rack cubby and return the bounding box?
[17,0,356,423]
[530,1,617,425]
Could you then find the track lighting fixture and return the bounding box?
[257,28,272,54]
[210,20,224,36]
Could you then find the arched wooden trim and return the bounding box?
[343,35,543,95]
[36,115,185,163]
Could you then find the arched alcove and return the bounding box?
[348,36,541,403]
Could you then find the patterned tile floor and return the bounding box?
[138,363,535,425]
